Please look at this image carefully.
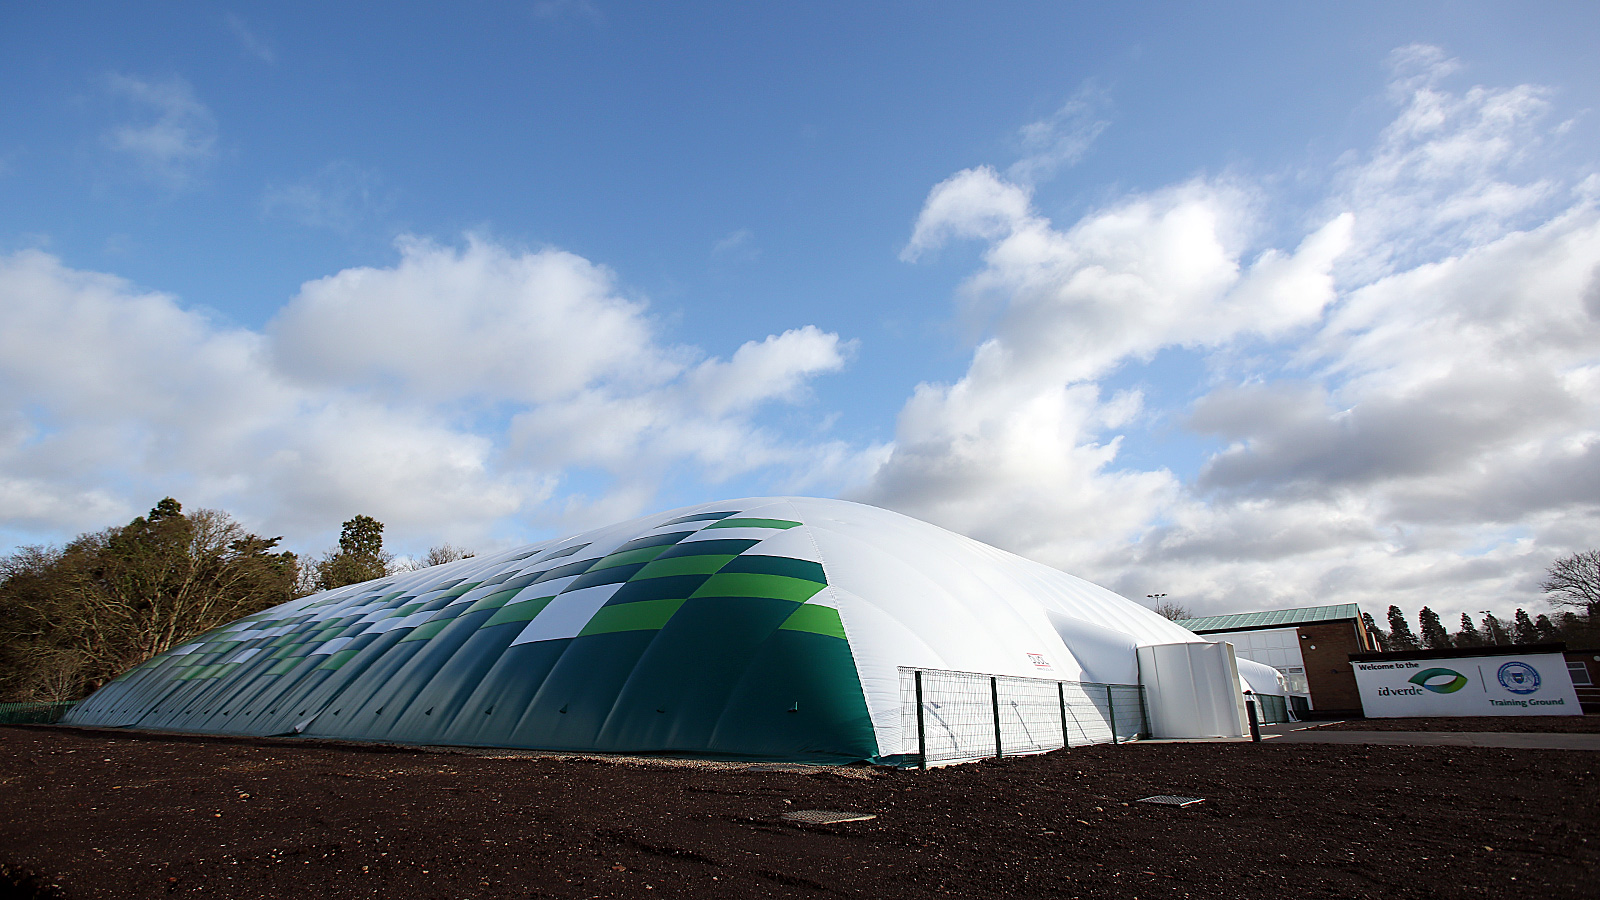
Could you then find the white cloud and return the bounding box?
[900,170,1348,387]
[0,238,861,553]
[901,166,1031,262]
[854,377,1180,570]
[1200,203,1600,518]
[687,326,851,416]
[502,324,855,491]
[224,13,276,64]
[261,162,392,234]
[865,46,1600,628]
[270,235,680,405]
[103,74,217,189]
[868,159,1353,572]
[1334,44,1559,280]
[711,228,757,260]
[1006,83,1109,185]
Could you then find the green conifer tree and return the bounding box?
[1534,613,1559,643]
[1454,613,1484,647]
[1511,608,1539,644]
[313,515,394,591]
[1417,606,1452,649]
[1387,605,1421,651]
[1361,612,1387,650]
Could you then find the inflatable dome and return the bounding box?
[64,497,1219,762]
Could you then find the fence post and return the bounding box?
[1107,684,1118,745]
[990,676,1002,758]
[915,669,927,770]
[1058,681,1069,749]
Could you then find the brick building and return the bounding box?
[1176,604,1381,717]
[1567,649,1600,714]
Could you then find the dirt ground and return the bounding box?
[1311,716,1600,733]
[0,723,1596,900]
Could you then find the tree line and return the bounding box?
[0,499,471,702]
[1362,550,1600,652]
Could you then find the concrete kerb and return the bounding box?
[1121,721,1600,750]
[1264,728,1600,750]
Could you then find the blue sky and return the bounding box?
[4,2,1599,628]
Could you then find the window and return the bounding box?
[1569,661,1594,687]
[1278,666,1310,694]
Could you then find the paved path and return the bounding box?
[1259,723,1600,750]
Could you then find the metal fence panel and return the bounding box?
[0,701,77,724]
[899,667,1146,766]
[899,668,1000,764]
[997,676,1061,755]
[1109,684,1146,742]
[1060,681,1114,747]
[898,668,921,758]
[1253,693,1290,725]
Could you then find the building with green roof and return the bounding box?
[1177,603,1380,716]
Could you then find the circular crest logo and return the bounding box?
[1408,668,1468,693]
[1497,661,1541,694]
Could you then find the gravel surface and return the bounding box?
[1,724,1596,900]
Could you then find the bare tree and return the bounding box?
[1541,550,1600,614]
[1153,600,1192,621]
[389,544,476,573]
[419,544,475,568]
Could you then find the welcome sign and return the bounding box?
[1351,651,1580,717]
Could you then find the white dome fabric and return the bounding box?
[1235,657,1290,697]
[65,497,1207,763]
[782,498,1203,755]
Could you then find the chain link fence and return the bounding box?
[899,667,1147,767]
[0,701,78,725]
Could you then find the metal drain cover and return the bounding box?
[783,809,877,824]
[1138,795,1204,807]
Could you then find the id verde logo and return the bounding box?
[1409,668,1468,694]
